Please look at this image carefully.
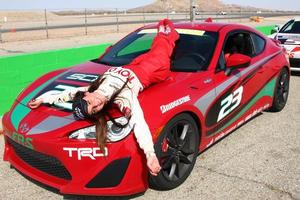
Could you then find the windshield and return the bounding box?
[95,29,218,72]
[280,20,300,34]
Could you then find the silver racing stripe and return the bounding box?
[26,114,75,135]
[194,51,281,114]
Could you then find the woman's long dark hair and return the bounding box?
[73,76,128,153]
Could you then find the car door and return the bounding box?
[204,30,267,137]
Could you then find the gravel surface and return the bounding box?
[0,16,300,200]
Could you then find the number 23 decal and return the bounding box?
[217,86,243,122]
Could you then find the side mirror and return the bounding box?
[226,53,251,69]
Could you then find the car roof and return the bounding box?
[141,21,249,32]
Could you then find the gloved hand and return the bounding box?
[157,19,179,43]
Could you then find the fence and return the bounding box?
[0,9,299,42]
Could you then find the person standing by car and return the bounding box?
[29,19,179,176]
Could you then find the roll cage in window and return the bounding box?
[217,30,265,72]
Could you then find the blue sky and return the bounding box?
[0,0,299,11]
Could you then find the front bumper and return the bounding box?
[2,115,148,196]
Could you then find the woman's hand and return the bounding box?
[146,153,161,176]
[28,99,43,109]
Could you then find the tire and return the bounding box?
[269,68,289,112]
[149,113,200,190]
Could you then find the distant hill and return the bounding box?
[128,0,264,12]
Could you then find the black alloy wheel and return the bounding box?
[149,113,200,190]
[269,68,289,112]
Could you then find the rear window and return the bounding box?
[96,29,218,72]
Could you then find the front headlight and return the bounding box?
[69,117,133,142]
[69,126,96,139]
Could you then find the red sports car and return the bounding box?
[2,21,290,196]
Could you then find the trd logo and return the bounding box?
[63,147,108,160]
[12,132,33,149]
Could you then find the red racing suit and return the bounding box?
[124,27,179,88]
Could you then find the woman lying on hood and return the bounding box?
[29,19,179,176]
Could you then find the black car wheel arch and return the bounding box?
[149,113,200,190]
[269,67,290,112]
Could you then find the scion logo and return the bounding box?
[12,132,33,149]
[63,147,108,160]
[65,73,99,83]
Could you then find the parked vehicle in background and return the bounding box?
[270,18,300,71]
[218,11,227,15]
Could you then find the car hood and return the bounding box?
[9,61,110,138]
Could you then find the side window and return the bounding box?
[224,33,253,56]
[280,20,294,33]
[251,33,265,55]
[291,21,300,33]
[217,31,254,72]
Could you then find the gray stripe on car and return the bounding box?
[26,114,75,135]
[194,51,281,114]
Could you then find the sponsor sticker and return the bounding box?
[217,86,244,122]
[12,132,33,149]
[160,95,191,114]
